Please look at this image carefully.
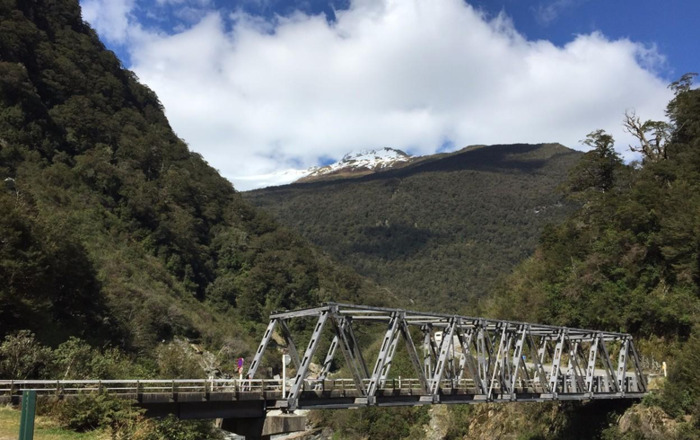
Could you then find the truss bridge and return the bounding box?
[248,303,647,411]
[1,303,649,438]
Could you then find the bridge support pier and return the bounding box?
[221,411,306,439]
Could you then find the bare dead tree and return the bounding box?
[623,110,671,163]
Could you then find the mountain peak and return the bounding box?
[300,147,412,182]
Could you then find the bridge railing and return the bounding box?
[0,379,288,397]
[0,373,645,403]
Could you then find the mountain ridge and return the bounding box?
[245,142,581,310]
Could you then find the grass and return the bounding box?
[0,406,107,440]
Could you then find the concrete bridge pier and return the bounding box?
[221,411,307,439]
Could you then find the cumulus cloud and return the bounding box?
[81,0,136,43]
[82,0,672,190]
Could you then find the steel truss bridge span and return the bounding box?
[0,303,648,416]
[247,303,647,411]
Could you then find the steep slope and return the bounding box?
[245,143,581,310]
[0,0,381,352]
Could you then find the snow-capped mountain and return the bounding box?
[243,148,413,189]
[300,148,412,181]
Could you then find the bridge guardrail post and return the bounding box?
[136,380,143,402]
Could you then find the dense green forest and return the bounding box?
[0,0,384,344]
[246,143,580,310]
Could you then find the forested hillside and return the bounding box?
[0,0,383,363]
[481,75,700,438]
[246,143,580,310]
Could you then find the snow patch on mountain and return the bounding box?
[305,147,411,178]
[244,148,412,189]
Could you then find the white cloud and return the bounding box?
[83,0,672,190]
[81,0,136,43]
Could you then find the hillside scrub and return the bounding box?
[0,0,383,352]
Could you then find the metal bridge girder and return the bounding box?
[456,326,487,394]
[628,339,647,393]
[428,318,457,399]
[331,313,369,395]
[287,310,329,410]
[616,338,629,393]
[278,319,301,370]
[508,325,527,398]
[598,336,619,394]
[585,333,600,393]
[247,318,278,379]
[399,319,429,394]
[366,312,402,399]
[488,324,509,399]
[548,329,566,394]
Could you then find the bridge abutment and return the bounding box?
[221,411,306,439]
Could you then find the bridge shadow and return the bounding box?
[553,399,637,440]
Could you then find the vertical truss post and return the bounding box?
[457,326,488,394]
[585,333,600,392]
[366,312,402,400]
[548,329,566,394]
[509,325,527,398]
[247,318,278,379]
[538,335,549,367]
[616,337,629,394]
[476,324,490,388]
[501,330,515,392]
[287,310,329,410]
[527,333,550,394]
[565,341,584,393]
[331,313,368,395]
[488,324,509,399]
[278,319,301,370]
[399,319,429,393]
[428,318,457,400]
[422,325,435,378]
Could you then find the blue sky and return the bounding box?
[80,0,695,189]
[475,0,697,79]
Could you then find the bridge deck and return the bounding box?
[0,377,646,411]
